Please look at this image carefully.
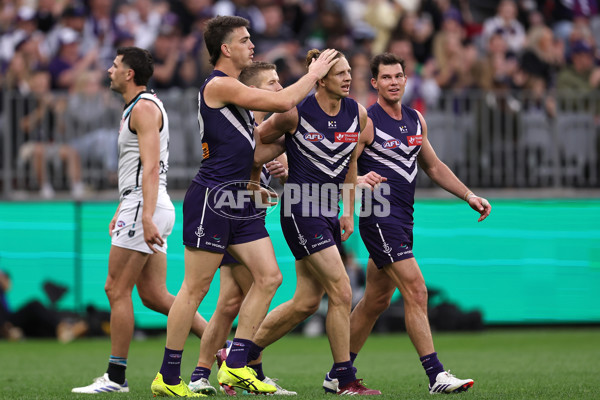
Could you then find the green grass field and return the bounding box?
[1,328,599,399]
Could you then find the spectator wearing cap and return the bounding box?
[44,5,93,62]
[557,40,600,92]
[0,6,38,67]
[482,0,526,54]
[47,28,99,90]
[114,0,164,51]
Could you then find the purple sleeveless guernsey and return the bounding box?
[358,102,422,228]
[283,94,360,215]
[193,70,255,188]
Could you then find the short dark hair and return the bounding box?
[370,53,406,80]
[239,61,276,86]
[117,46,153,86]
[204,15,250,66]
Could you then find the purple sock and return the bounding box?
[159,347,183,385]
[227,338,253,368]
[350,352,357,363]
[190,366,211,382]
[248,363,265,381]
[247,342,264,363]
[330,361,356,387]
[420,352,445,386]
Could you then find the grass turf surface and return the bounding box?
[1,328,599,399]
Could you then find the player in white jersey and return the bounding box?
[72,47,207,394]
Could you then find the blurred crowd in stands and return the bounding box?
[1,0,599,197]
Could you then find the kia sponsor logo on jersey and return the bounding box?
[304,132,325,142]
[407,135,422,146]
[334,132,359,142]
[383,139,401,149]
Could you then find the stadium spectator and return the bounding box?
[389,10,435,64]
[475,32,519,91]
[213,0,266,35]
[0,6,39,69]
[114,0,164,51]
[252,2,295,59]
[557,40,600,93]
[519,25,564,89]
[65,70,120,187]
[482,0,526,55]
[349,51,378,107]
[16,69,85,199]
[85,0,119,69]
[362,0,402,55]
[47,27,100,90]
[432,31,478,92]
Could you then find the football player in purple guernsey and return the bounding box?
[339,52,491,395]
[250,49,381,396]
[151,16,339,397]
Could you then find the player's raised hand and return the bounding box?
[308,48,340,79]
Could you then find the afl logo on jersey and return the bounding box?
[304,132,324,142]
[383,139,401,149]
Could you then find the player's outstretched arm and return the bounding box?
[207,49,339,113]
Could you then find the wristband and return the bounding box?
[463,191,475,201]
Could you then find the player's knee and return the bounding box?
[328,286,353,309]
[368,293,391,315]
[403,282,428,308]
[104,282,129,303]
[294,298,320,317]
[220,297,243,320]
[253,270,282,294]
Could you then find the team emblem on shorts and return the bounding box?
[298,234,307,246]
[128,230,135,238]
[382,241,392,254]
[195,224,205,238]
